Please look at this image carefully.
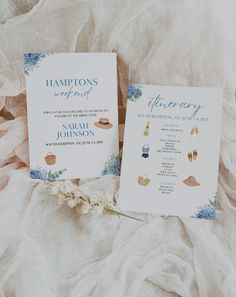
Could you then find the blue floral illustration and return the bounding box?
[101,154,120,176]
[30,168,66,180]
[30,168,47,180]
[24,53,47,75]
[193,199,216,220]
[127,84,142,102]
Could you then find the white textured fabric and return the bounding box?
[0,1,236,296]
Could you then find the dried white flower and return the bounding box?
[48,180,141,221]
[89,191,113,206]
[73,189,82,198]
[81,202,92,214]
[91,204,104,215]
[67,199,77,208]
[60,180,77,194]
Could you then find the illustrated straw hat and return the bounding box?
[94,118,113,129]
[183,176,200,187]
[44,153,56,165]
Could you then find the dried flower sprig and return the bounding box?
[48,180,143,221]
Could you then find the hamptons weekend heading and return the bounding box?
[46,78,98,100]
[45,78,98,141]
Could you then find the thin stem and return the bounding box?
[104,207,144,222]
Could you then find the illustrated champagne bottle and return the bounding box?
[144,121,150,136]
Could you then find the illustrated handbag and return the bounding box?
[138,175,150,186]
[44,152,56,165]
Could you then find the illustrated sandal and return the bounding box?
[193,149,198,160]
[188,152,193,162]
[190,126,199,135]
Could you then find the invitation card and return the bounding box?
[25,53,119,180]
[118,84,223,219]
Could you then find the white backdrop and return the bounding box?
[0,1,236,296]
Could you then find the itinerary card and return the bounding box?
[118,84,223,219]
[25,53,118,180]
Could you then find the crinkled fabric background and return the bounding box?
[0,1,236,297]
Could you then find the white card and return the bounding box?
[118,84,223,219]
[25,53,119,180]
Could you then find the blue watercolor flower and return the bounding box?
[194,199,216,220]
[127,85,142,101]
[24,53,47,75]
[30,168,66,180]
[30,169,47,180]
[195,207,216,219]
[102,154,120,176]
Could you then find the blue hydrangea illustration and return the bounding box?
[102,154,120,176]
[24,53,47,75]
[127,84,142,102]
[195,207,216,219]
[30,168,47,180]
[30,168,66,180]
[193,199,216,220]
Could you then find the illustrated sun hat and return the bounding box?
[94,118,113,129]
[183,176,200,187]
